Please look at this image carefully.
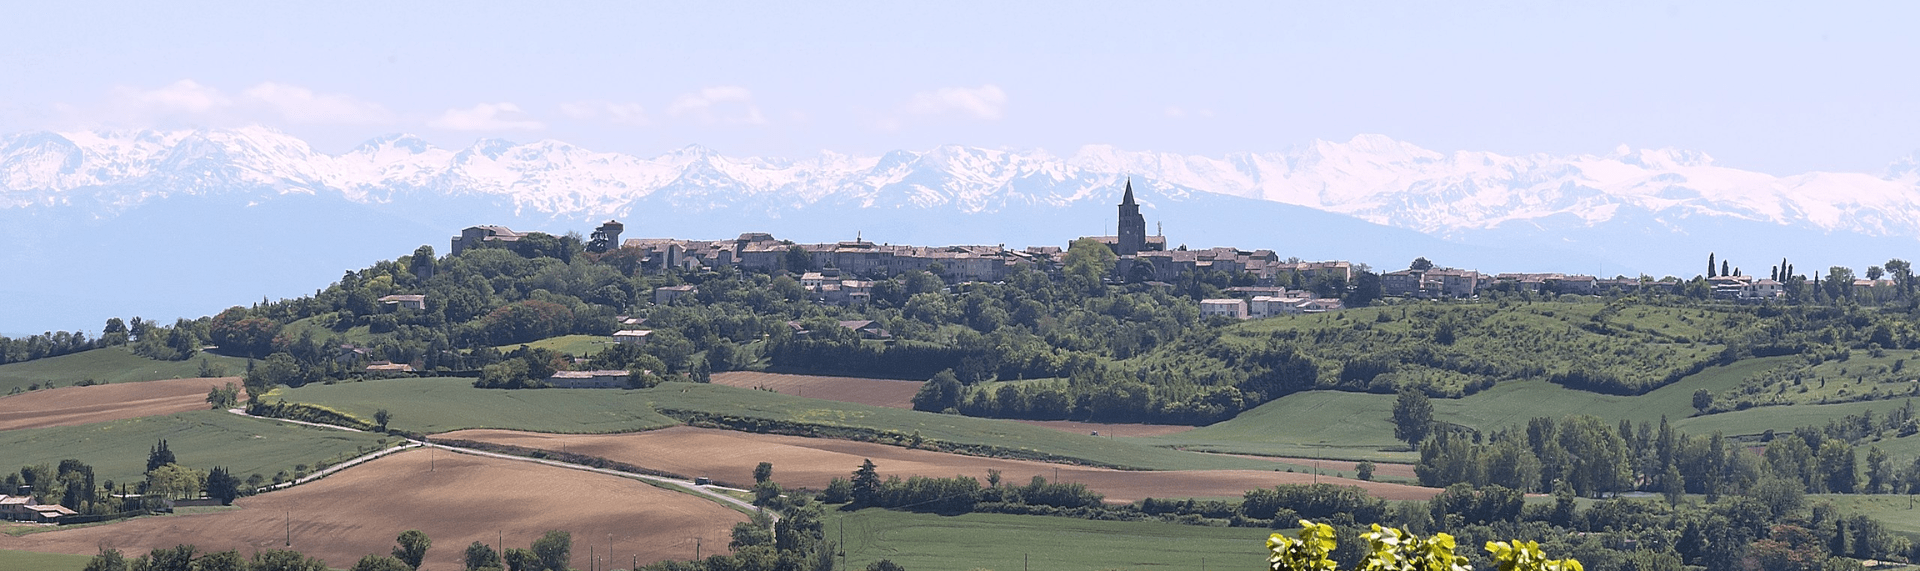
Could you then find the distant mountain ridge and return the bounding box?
[6,127,1920,239]
[5,126,1919,335]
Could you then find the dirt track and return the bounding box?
[439,426,1441,503]
[710,371,923,409]
[0,448,746,570]
[1012,419,1198,437]
[0,377,243,431]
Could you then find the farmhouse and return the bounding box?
[655,285,698,305]
[378,294,426,311]
[613,330,652,345]
[1199,298,1248,319]
[547,370,631,389]
[0,495,77,523]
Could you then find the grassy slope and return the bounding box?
[0,347,250,394]
[492,334,613,357]
[0,410,391,484]
[1812,495,1920,538]
[1149,356,1804,463]
[0,550,87,571]
[272,378,1286,471]
[826,508,1269,571]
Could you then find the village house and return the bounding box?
[1199,298,1249,320]
[378,294,426,311]
[450,225,525,255]
[654,285,698,305]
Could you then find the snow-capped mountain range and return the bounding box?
[4,126,1919,334]
[5,127,1920,239]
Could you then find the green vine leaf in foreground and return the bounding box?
[1268,521,1582,571]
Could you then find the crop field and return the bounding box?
[1011,419,1198,437]
[711,371,923,409]
[438,427,1441,502]
[0,377,242,431]
[281,378,1285,471]
[0,549,87,571]
[0,410,390,484]
[264,377,681,435]
[826,508,1271,571]
[0,449,747,571]
[0,348,250,394]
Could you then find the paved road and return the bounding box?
[226,408,771,520]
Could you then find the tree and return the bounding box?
[465,541,503,571]
[910,369,963,412]
[196,552,247,571]
[530,530,570,571]
[205,466,241,505]
[147,439,175,472]
[83,548,129,571]
[206,383,240,410]
[350,555,413,571]
[1825,266,1856,299]
[1867,266,1885,281]
[1864,446,1892,494]
[1392,388,1433,448]
[1708,253,1717,278]
[1355,461,1375,482]
[1410,257,1434,272]
[502,548,538,571]
[1691,389,1713,414]
[753,462,775,485]
[392,530,431,570]
[374,409,393,433]
[1064,238,1117,292]
[866,560,905,571]
[851,459,880,504]
[249,549,329,571]
[1887,258,1913,297]
[136,545,196,571]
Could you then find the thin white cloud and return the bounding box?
[242,82,392,124]
[668,86,766,125]
[906,85,1007,120]
[560,101,649,126]
[115,80,232,113]
[429,102,545,131]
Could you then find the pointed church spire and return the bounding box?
[1121,177,1136,206]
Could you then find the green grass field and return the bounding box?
[0,410,392,484]
[1811,494,1920,538]
[0,347,250,394]
[492,334,614,356]
[1147,356,1849,463]
[271,378,1291,471]
[826,508,1270,571]
[0,549,88,571]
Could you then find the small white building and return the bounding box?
[1200,298,1249,320]
[613,330,653,346]
[547,370,631,389]
[378,294,427,311]
[654,285,698,305]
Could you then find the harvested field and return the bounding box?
[710,371,922,409]
[0,377,243,431]
[1012,419,1198,437]
[0,449,745,571]
[440,426,1441,502]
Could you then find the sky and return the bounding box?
[2,1,1918,175]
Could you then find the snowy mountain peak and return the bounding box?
[5,127,1920,242]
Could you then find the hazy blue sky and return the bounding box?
[3,1,1915,175]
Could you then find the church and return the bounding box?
[1084,179,1167,255]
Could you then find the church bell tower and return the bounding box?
[1116,179,1146,256]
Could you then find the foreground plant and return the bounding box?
[1268,521,1582,571]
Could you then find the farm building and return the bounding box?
[548,370,631,389]
[613,329,652,345]
[379,294,427,310]
[0,496,78,523]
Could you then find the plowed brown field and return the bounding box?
[0,448,745,570]
[709,371,922,409]
[1222,454,1419,480]
[0,377,243,431]
[438,426,1441,502]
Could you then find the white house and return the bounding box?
[1200,298,1249,320]
[613,330,652,346]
